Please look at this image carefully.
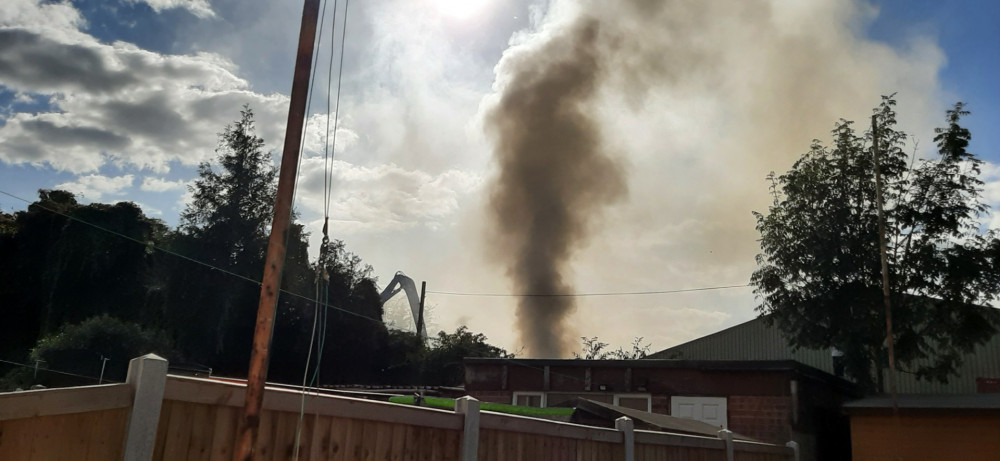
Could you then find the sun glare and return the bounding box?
[432,0,488,20]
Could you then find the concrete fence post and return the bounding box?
[615,417,635,461]
[718,429,735,461]
[785,441,800,461]
[121,353,168,461]
[455,396,480,461]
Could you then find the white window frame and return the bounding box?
[512,392,547,408]
[613,393,652,412]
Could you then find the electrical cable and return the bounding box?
[0,188,760,404]
[324,0,350,221]
[427,284,751,298]
[291,0,333,208]
[294,0,350,456]
[0,358,119,384]
[320,0,339,222]
[292,259,325,461]
[0,189,379,325]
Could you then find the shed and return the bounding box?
[844,394,1000,460]
[464,357,858,461]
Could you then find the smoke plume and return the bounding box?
[484,14,626,357]
[482,0,945,354]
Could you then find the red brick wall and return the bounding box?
[651,395,670,415]
[728,395,792,443]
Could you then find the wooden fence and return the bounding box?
[0,354,799,460]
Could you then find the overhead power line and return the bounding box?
[427,284,751,298]
[0,189,379,325]
[0,187,751,324]
[0,358,118,384]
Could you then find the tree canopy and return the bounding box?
[751,96,1000,392]
[573,336,651,360]
[0,105,505,391]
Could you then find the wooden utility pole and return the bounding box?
[233,0,320,459]
[871,114,898,409]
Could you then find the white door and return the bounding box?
[670,396,727,428]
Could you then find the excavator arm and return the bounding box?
[379,271,427,339]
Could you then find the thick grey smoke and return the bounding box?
[484,16,626,357]
[480,0,945,354]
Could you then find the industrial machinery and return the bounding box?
[378,271,427,339]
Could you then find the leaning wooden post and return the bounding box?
[615,417,635,461]
[233,0,320,459]
[718,429,735,461]
[122,354,168,461]
[455,396,480,461]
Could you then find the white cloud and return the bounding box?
[54,174,134,200]
[0,0,88,42]
[0,0,288,174]
[295,158,482,235]
[127,0,215,19]
[981,162,1000,204]
[140,177,187,192]
[133,201,163,216]
[0,0,967,355]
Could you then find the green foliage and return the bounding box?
[29,314,172,386]
[0,106,501,390]
[162,105,387,383]
[163,106,278,372]
[573,336,650,360]
[0,190,167,360]
[32,314,172,362]
[423,326,511,386]
[180,105,276,262]
[752,97,1000,392]
[376,327,510,386]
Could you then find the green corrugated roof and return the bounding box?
[649,316,1000,394]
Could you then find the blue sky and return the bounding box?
[1,0,997,354]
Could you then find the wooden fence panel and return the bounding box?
[1,374,793,461]
[0,407,128,461]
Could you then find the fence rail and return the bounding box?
[0,354,798,461]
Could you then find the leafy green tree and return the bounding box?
[573,336,651,360]
[166,105,288,373]
[422,326,510,385]
[377,329,426,384]
[308,238,388,384]
[751,97,1000,392]
[0,191,167,361]
[164,106,381,383]
[18,314,173,388]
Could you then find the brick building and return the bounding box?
[463,358,857,461]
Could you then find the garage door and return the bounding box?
[671,396,727,428]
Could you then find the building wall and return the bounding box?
[466,361,805,444]
[850,412,1000,461]
[728,395,792,443]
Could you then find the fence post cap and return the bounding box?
[455,395,480,413]
[785,441,799,449]
[614,416,634,431]
[137,353,167,361]
[717,429,733,441]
